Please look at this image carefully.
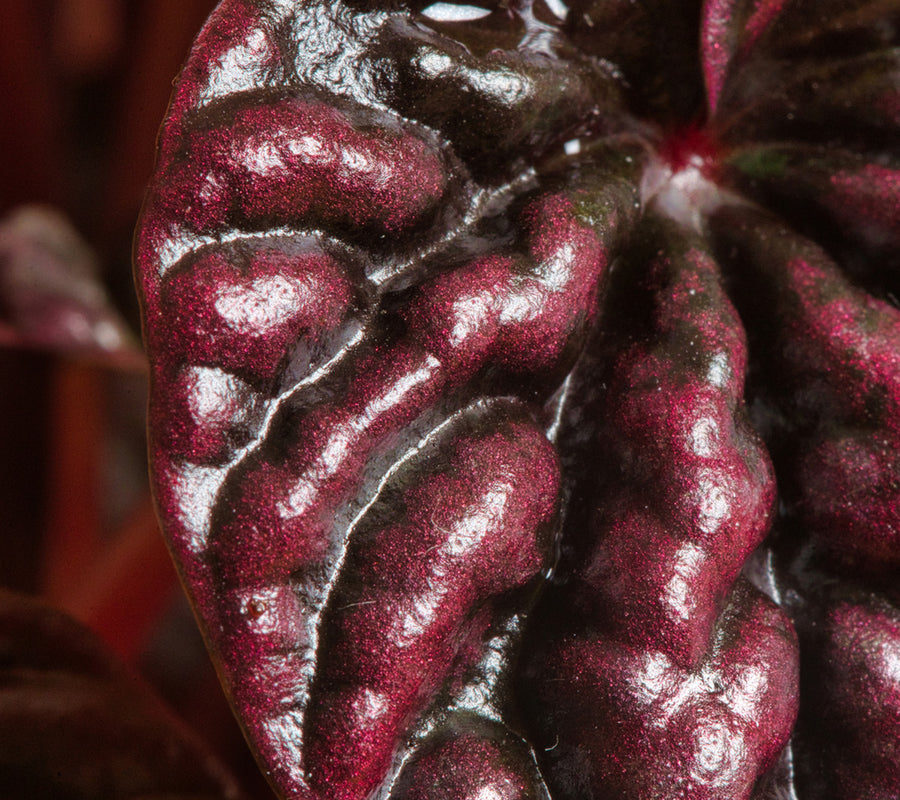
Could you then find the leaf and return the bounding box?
[522,579,799,799]
[709,204,900,583]
[0,206,142,367]
[135,4,643,795]
[792,587,900,798]
[134,0,900,798]
[0,589,245,799]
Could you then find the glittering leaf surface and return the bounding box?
[791,587,900,799]
[135,0,900,798]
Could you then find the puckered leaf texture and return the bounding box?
[135,1,900,798]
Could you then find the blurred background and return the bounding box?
[1,1,271,793]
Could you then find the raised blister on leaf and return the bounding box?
[792,587,900,799]
[521,579,799,800]
[709,205,900,582]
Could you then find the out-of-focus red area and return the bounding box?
[0,2,273,795]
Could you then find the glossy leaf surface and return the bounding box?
[135,0,900,798]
